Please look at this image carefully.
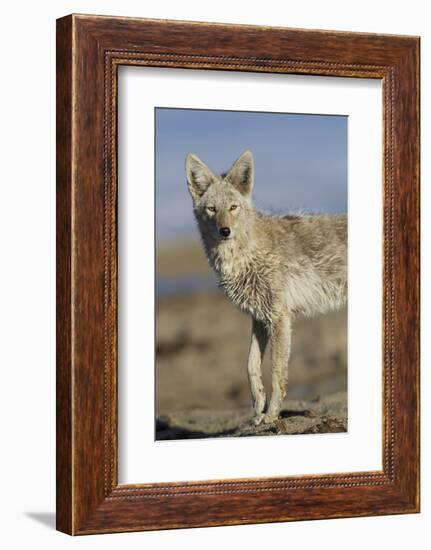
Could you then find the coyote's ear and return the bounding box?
[186,153,215,202]
[225,150,254,198]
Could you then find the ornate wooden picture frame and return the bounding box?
[56,14,420,535]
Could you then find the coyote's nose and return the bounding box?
[219,227,231,238]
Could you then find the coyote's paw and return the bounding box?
[252,413,265,426]
[262,413,279,425]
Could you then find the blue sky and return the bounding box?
[155,108,347,243]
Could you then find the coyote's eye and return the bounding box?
[207,206,216,213]
[230,205,238,211]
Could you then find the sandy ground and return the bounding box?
[156,240,347,440]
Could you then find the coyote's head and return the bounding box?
[185,150,254,242]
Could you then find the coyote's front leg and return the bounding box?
[263,314,292,424]
[247,318,269,425]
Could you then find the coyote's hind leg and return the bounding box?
[247,318,269,425]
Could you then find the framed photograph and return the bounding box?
[56,14,420,535]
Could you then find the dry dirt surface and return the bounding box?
[156,392,347,440]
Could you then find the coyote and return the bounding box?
[186,150,347,425]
